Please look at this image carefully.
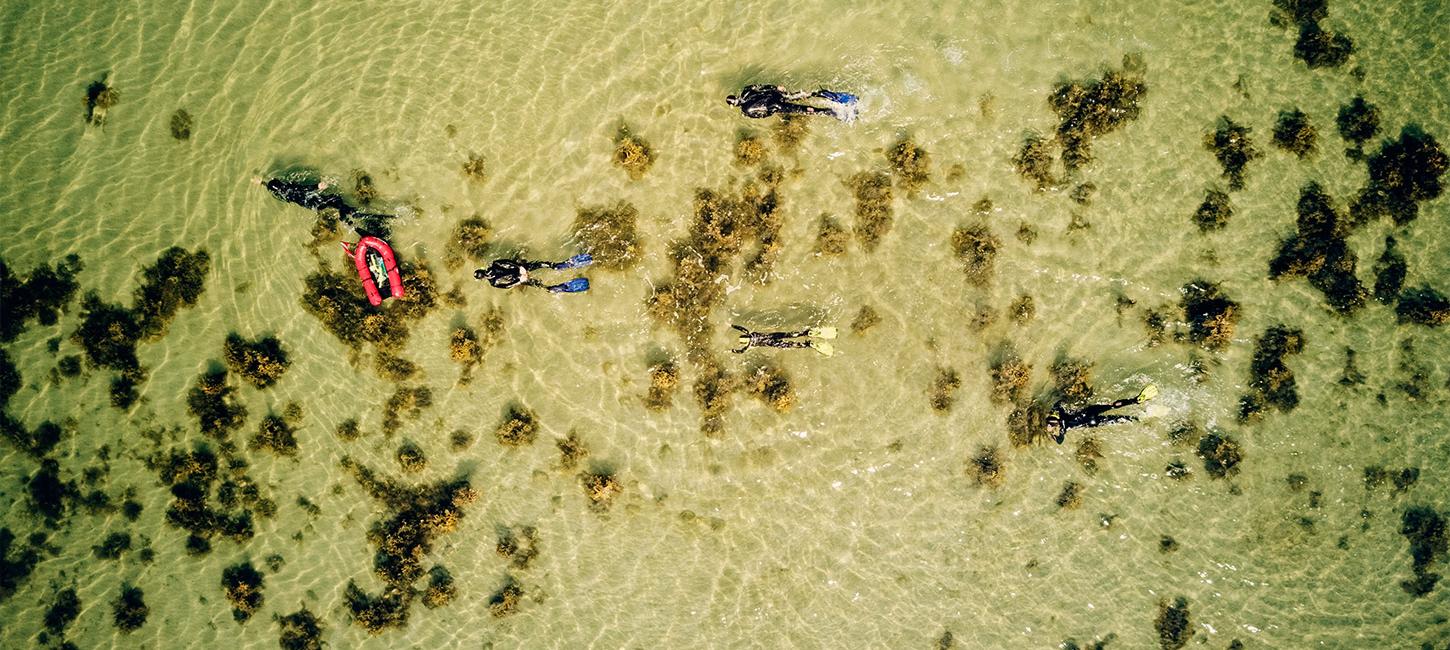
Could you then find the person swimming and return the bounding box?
[1046,384,1158,444]
[257,176,393,235]
[725,85,858,121]
[730,324,836,356]
[474,254,592,293]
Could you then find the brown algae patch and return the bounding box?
[496,526,540,569]
[170,109,194,140]
[1047,56,1148,174]
[814,213,850,255]
[951,224,1000,287]
[221,561,265,622]
[968,446,1006,488]
[1336,96,1379,158]
[1009,295,1036,325]
[1197,432,1244,479]
[1269,182,1367,313]
[746,362,795,413]
[1272,108,1317,158]
[443,216,492,270]
[1396,286,1450,327]
[1014,133,1058,190]
[0,253,84,342]
[494,404,539,446]
[851,305,881,335]
[644,359,680,411]
[1076,437,1103,474]
[1180,280,1240,351]
[734,132,768,166]
[1398,506,1446,597]
[573,202,643,270]
[396,442,427,473]
[112,584,148,632]
[421,566,456,609]
[1204,116,1261,191]
[886,137,932,195]
[1154,596,1193,649]
[848,172,894,252]
[276,606,324,650]
[1239,326,1305,421]
[187,369,248,440]
[1055,481,1084,510]
[773,115,810,154]
[556,430,589,470]
[1191,188,1232,232]
[613,125,654,180]
[83,77,119,126]
[1351,126,1448,226]
[1371,236,1406,304]
[1049,356,1095,403]
[448,326,483,383]
[340,458,478,633]
[488,577,524,617]
[461,152,486,183]
[223,334,290,389]
[579,467,622,511]
[928,367,962,412]
[988,347,1031,405]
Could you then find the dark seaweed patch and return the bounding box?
[250,413,299,458]
[222,561,265,622]
[223,334,290,389]
[927,367,961,413]
[83,78,119,126]
[1371,236,1406,304]
[556,430,588,470]
[276,606,324,650]
[1396,285,1449,327]
[1336,95,1379,158]
[443,216,492,270]
[1191,188,1233,232]
[494,404,539,446]
[644,359,679,411]
[497,525,540,569]
[1272,108,1317,158]
[1180,280,1240,351]
[951,224,1000,287]
[613,125,654,180]
[0,254,83,343]
[746,362,795,413]
[396,442,426,473]
[814,213,850,255]
[1294,22,1353,68]
[1048,59,1148,174]
[1,528,44,602]
[112,584,148,632]
[851,305,880,335]
[187,369,248,440]
[381,386,431,436]
[1351,126,1449,226]
[421,565,456,609]
[1197,432,1244,479]
[1239,325,1306,421]
[574,201,643,270]
[968,446,1005,488]
[1398,506,1446,597]
[886,137,932,195]
[170,108,193,141]
[44,587,80,634]
[580,467,622,511]
[849,172,894,252]
[133,247,210,340]
[1204,116,1260,191]
[1155,597,1193,649]
[1269,182,1367,313]
[92,531,131,559]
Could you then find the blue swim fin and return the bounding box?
[815,90,858,105]
[548,277,590,293]
[555,253,593,270]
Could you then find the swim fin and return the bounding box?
[809,340,835,357]
[808,327,837,339]
[1137,384,1159,402]
[815,90,858,105]
[555,253,593,270]
[548,278,590,293]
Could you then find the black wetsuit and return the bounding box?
[264,178,392,236]
[731,85,833,119]
[1049,397,1141,444]
[477,259,555,289]
[731,325,811,352]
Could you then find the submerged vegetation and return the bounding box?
[341,458,477,633]
[170,108,193,140]
[613,125,654,180]
[951,224,1000,287]
[814,214,850,255]
[113,584,148,632]
[1197,432,1244,479]
[443,216,492,270]
[886,137,932,195]
[1351,126,1448,226]
[928,367,962,412]
[1270,182,1367,313]
[276,606,325,650]
[1398,506,1446,597]
[1204,116,1261,191]
[1,254,83,343]
[1192,188,1233,232]
[746,362,795,413]
[83,77,119,126]
[1396,286,1449,327]
[494,404,539,446]
[988,348,1031,405]
[968,446,1005,488]
[1272,108,1317,158]
[223,334,290,389]
[574,201,643,270]
[580,467,622,510]
[1155,596,1193,649]
[849,171,894,252]
[1336,95,1379,158]
[1240,326,1306,421]
[1013,134,1057,190]
[644,359,679,410]
[1048,56,1148,174]
[222,561,265,622]
[1180,280,1240,351]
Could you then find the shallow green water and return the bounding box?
[2,0,1448,647]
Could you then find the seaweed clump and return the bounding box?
[83,78,119,125]
[170,108,193,140]
[448,326,482,383]
[1191,188,1232,232]
[989,349,1031,405]
[573,201,643,270]
[93,531,131,559]
[1204,116,1261,191]
[886,137,932,195]
[950,224,1000,287]
[851,305,880,335]
[849,172,894,252]
[443,216,492,270]
[734,133,767,166]
[381,386,432,435]
[1050,356,1095,403]
[1055,481,1084,510]
[1013,133,1057,190]
[1351,126,1449,226]
[748,359,794,412]
[0,253,83,343]
[968,446,1005,488]
[556,430,589,470]
[928,367,962,412]
[1398,506,1446,597]
[44,587,80,635]
[1272,109,1317,158]
[613,125,654,180]
[1396,285,1450,327]
[340,458,477,633]
[298,259,440,379]
[112,584,148,632]
[30,458,76,522]
[1048,58,1148,174]
[814,214,850,255]
[488,577,524,617]
[276,606,324,650]
[1180,280,1240,351]
[133,246,211,339]
[1269,182,1367,313]
[1336,96,1379,158]
[644,359,679,410]
[461,153,486,183]
[1154,596,1193,649]
[1239,326,1306,421]
[251,411,299,458]
[580,468,622,511]
[421,566,456,609]
[396,442,427,473]
[0,528,43,601]
[494,404,539,447]
[497,526,540,569]
[1197,432,1244,479]
[1293,21,1354,69]
[223,334,290,389]
[1371,236,1406,304]
[222,561,265,622]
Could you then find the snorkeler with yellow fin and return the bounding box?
[730,324,837,356]
[1046,384,1158,444]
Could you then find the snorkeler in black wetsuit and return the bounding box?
[474,255,592,293]
[731,324,836,356]
[1046,385,1158,444]
[257,176,393,235]
[725,85,857,120]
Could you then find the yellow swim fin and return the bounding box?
[810,340,835,357]
[1138,384,1159,402]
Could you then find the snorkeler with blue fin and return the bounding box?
[730,324,837,356]
[475,254,592,293]
[726,85,858,122]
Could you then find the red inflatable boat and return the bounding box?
[341,236,405,306]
